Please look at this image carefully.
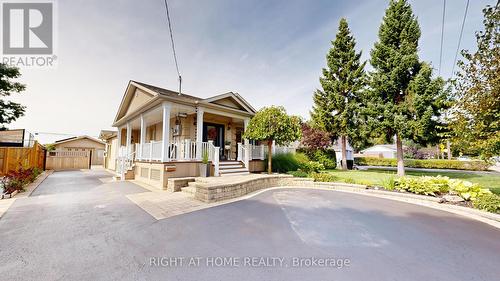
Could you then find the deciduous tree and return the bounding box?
[0,64,25,128]
[451,3,499,159]
[243,106,302,174]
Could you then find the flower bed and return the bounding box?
[1,167,43,196]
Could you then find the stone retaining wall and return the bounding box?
[194,175,303,202]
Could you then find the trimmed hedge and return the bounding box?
[354,157,490,171]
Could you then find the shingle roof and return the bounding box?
[132,80,202,102]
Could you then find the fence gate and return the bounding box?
[45,150,91,171]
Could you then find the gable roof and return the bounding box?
[54,135,105,146]
[113,80,256,125]
[361,144,397,152]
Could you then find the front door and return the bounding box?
[203,123,225,159]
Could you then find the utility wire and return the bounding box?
[438,0,446,76]
[451,0,470,79]
[163,0,182,95]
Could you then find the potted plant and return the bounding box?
[199,150,210,177]
[224,140,231,150]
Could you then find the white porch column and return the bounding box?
[243,118,250,166]
[139,114,146,160]
[126,122,132,156]
[161,102,171,162]
[196,107,204,159]
[116,126,122,158]
[243,118,250,145]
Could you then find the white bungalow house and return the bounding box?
[106,80,293,189]
[360,144,397,159]
[331,137,354,166]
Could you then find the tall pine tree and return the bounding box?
[311,18,366,170]
[367,0,448,176]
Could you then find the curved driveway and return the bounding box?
[0,169,498,281]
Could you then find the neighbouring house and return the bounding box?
[360,144,397,159]
[107,80,294,189]
[331,137,354,165]
[52,136,106,165]
[99,130,118,170]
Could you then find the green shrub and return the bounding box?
[310,172,338,182]
[473,193,500,213]
[354,157,489,171]
[299,161,324,173]
[448,179,491,201]
[294,152,310,164]
[381,176,396,191]
[287,170,309,178]
[395,176,450,196]
[298,148,336,169]
[343,178,355,184]
[312,149,336,169]
[266,153,299,173]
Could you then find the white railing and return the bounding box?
[251,144,266,160]
[274,145,296,155]
[208,141,220,176]
[133,140,220,163]
[242,144,296,161]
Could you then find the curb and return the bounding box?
[23,170,54,198]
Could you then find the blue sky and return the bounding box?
[9,0,495,143]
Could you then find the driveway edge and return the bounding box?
[259,182,500,229]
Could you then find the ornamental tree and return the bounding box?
[0,64,26,128]
[311,18,366,170]
[366,0,448,176]
[300,123,331,150]
[243,106,302,174]
[451,4,499,159]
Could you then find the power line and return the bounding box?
[163,0,182,95]
[451,0,470,79]
[438,0,446,76]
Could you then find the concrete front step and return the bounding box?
[182,184,196,195]
[219,168,248,174]
[219,161,241,165]
[218,164,244,169]
[221,171,250,176]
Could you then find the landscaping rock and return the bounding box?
[443,194,465,203]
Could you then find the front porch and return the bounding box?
[116,101,253,177]
[111,81,295,189]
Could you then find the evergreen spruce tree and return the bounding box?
[367,0,448,176]
[311,18,366,170]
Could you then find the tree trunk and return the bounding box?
[447,139,451,160]
[396,134,405,177]
[436,145,440,159]
[341,135,347,170]
[267,141,273,174]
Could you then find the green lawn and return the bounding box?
[324,168,500,195]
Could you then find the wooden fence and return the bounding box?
[0,141,46,175]
[45,150,91,171]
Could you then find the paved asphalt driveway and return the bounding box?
[0,169,499,281]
